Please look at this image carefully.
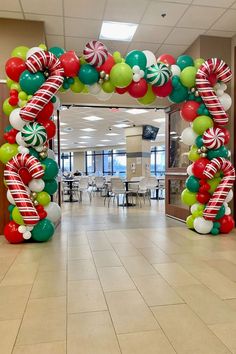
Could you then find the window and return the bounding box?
[151,146,165,176]
[113,149,126,177]
[103,150,112,175]
[60,152,73,172]
[85,151,95,174]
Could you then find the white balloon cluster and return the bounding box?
[18,225,33,239]
[214,82,232,111]
[181,127,198,146]
[87,83,113,101]
[132,65,144,82]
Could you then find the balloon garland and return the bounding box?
[0,42,234,243]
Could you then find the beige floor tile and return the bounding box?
[93,250,122,267]
[1,262,39,286]
[207,259,236,282]
[120,255,156,276]
[118,330,175,354]
[89,236,113,251]
[127,235,156,248]
[68,311,120,354]
[138,247,172,264]
[151,238,184,254]
[39,253,67,271]
[0,319,21,354]
[13,341,66,354]
[133,274,184,306]
[67,234,88,246]
[98,267,135,292]
[104,230,129,243]
[14,249,43,264]
[224,298,236,311]
[31,271,66,298]
[68,259,97,281]
[112,243,141,257]
[152,304,231,354]
[68,245,92,260]
[68,279,107,313]
[86,230,106,239]
[0,285,31,320]
[16,297,66,345]
[154,263,199,287]
[105,290,159,334]
[209,322,236,353]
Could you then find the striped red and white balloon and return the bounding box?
[83,41,108,67]
[196,58,232,125]
[20,51,64,122]
[202,127,225,150]
[4,153,44,225]
[203,157,235,221]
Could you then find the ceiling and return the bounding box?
[57,106,166,151]
[1,0,236,57]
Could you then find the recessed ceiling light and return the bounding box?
[106,133,119,136]
[60,122,67,126]
[101,139,111,142]
[96,144,105,147]
[113,123,130,128]
[126,109,148,115]
[78,146,87,148]
[60,139,67,141]
[100,21,138,41]
[80,136,92,139]
[80,128,97,132]
[78,141,87,144]
[60,132,68,135]
[153,118,165,123]
[82,116,104,121]
[118,142,126,145]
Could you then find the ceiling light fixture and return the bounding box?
[80,128,97,132]
[106,133,119,136]
[101,139,111,142]
[60,132,68,135]
[153,118,165,123]
[126,109,148,115]
[80,136,92,139]
[82,116,104,121]
[100,21,138,41]
[96,144,105,147]
[60,122,67,126]
[113,123,130,128]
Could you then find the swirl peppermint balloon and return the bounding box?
[146,63,171,86]
[22,122,47,146]
[83,41,108,67]
[203,127,225,150]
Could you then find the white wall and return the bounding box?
[73,151,85,172]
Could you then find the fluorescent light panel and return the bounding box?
[113,123,130,128]
[80,128,96,132]
[82,116,104,121]
[106,133,119,136]
[101,139,111,142]
[126,109,148,115]
[80,136,92,139]
[100,21,138,41]
[153,118,165,123]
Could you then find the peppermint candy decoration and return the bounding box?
[146,63,171,86]
[203,127,225,150]
[22,122,47,147]
[83,41,108,67]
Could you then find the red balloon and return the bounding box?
[116,87,128,95]
[97,54,115,74]
[128,79,148,98]
[5,57,26,82]
[19,167,33,185]
[7,134,16,144]
[219,215,235,234]
[152,80,173,97]
[157,53,175,65]
[36,102,54,121]
[60,51,80,77]
[4,221,24,244]
[199,183,210,193]
[192,158,210,179]
[197,191,211,204]
[220,127,230,145]
[10,89,19,97]
[9,96,19,106]
[38,119,56,140]
[180,101,200,122]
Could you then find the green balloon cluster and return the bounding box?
[49,46,65,58]
[192,115,213,135]
[42,158,59,180]
[31,218,55,242]
[207,146,229,160]
[181,189,197,206]
[0,143,18,164]
[186,175,200,193]
[125,50,147,70]
[176,55,194,70]
[169,76,188,103]
[19,70,46,95]
[110,63,133,88]
[44,179,58,195]
[79,64,99,85]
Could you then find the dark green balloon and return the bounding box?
[185,175,200,192]
[176,55,194,70]
[125,50,147,71]
[211,228,219,235]
[51,96,56,103]
[44,179,58,195]
[207,146,229,159]
[29,148,40,159]
[78,64,99,85]
[49,46,65,58]
[4,125,13,133]
[42,158,59,181]
[215,205,225,220]
[31,218,55,242]
[19,70,45,95]
[169,78,188,103]
[195,135,203,148]
[8,204,14,213]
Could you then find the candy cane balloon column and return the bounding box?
[4,154,44,225]
[20,51,64,122]
[203,157,235,221]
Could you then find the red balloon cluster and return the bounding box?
[9,89,19,106]
[219,215,235,234]
[128,79,148,98]
[4,128,18,144]
[152,80,173,97]
[157,53,175,65]
[38,118,56,140]
[37,101,54,121]
[36,205,47,219]
[97,54,115,74]
[192,158,210,179]
[4,221,24,244]
[5,57,26,82]
[180,101,200,122]
[197,191,211,204]
[60,51,80,77]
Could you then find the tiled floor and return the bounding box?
[1,198,236,353]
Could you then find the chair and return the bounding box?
[145,176,159,200]
[78,177,92,203]
[158,178,165,199]
[94,176,105,195]
[136,178,150,207]
[107,177,130,207]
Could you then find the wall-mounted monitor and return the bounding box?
[142,125,159,140]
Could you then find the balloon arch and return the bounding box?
[0,41,235,243]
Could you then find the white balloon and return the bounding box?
[194,217,213,234]
[133,73,140,82]
[187,164,193,176]
[9,108,25,131]
[7,189,15,205]
[28,179,45,192]
[190,203,200,214]
[18,146,29,154]
[23,231,32,240]
[26,47,43,59]
[225,207,231,215]
[88,83,101,95]
[220,83,227,91]
[18,225,26,233]
[132,65,140,74]
[181,127,198,146]
[45,202,61,223]
[47,149,55,160]
[219,93,232,111]
[140,70,144,78]
[35,145,44,152]
[16,132,28,147]
[171,64,181,77]
[53,96,61,111]
[225,189,233,203]
[216,89,224,97]
[96,90,113,101]
[143,50,156,67]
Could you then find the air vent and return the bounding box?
[64,127,73,132]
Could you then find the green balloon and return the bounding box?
[186,215,194,229]
[19,70,45,95]
[207,177,221,194]
[194,58,205,70]
[102,81,115,93]
[192,115,213,135]
[186,175,200,192]
[169,77,188,103]
[8,204,15,213]
[3,98,17,116]
[4,124,13,133]
[110,63,133,88]
[11,46,29,60]
[6,77,14,88]
[180,66,197,88]
[12,206,24,225]
[195,135,203,148]
[70,77,84,92]
[125,50,147,70]
[188,145,200,162]
[0,143,18,164]
[44,179,58,195]
[181,188,197,206]
[36,191,51,206]
[42,158,59,180]
[29,148,40,159]
[211,228,219,235]
[78,64,99,85]
[215,205,225,220]
[207,145,229,160]
[177,55,194,70]
[31,218,55,242]
[113,51,122,63]
[138,84,156,105]
[49,46,65,58]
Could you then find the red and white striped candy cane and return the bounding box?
[20,51,64,122]
[196,58,232,125]
[4,153,44,225]
[203,157,235,221]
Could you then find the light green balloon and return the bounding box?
[110,63,133,88]
[194,58,205,70]
[186,215,194,229]
[3,98,17,116]
[138,84,156,105]
[12,206,24,225]
[0,143,18,164]
[113,51,122,63]
[192,115,213,135]
[6,77,14,88]
[188,145,200,162]
[36,191,51,206]
[181,188,197,206]
[180,66,197,88]
[102,81,115,93]
[11,46,29,60]
[70,77,84,93]
[207,177,221,194]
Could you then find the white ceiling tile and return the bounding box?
[156,44,187,57]
[101,40,130,56]
[21,0,63,16]
[0,11,23,19]
[64,0,106,19]
[104,0,149,22]
[178,6,224,29]
[206,29,235,37]
[212,9,236,31]
[25,13,64,35]
[193,0,235,8]
[164,27,205,45]
[65,37,92,52]
[65,17,101,38]
[141,1,189,26]
[133,24,172,43]
[46,35,65,48]
[127,42,160,53]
